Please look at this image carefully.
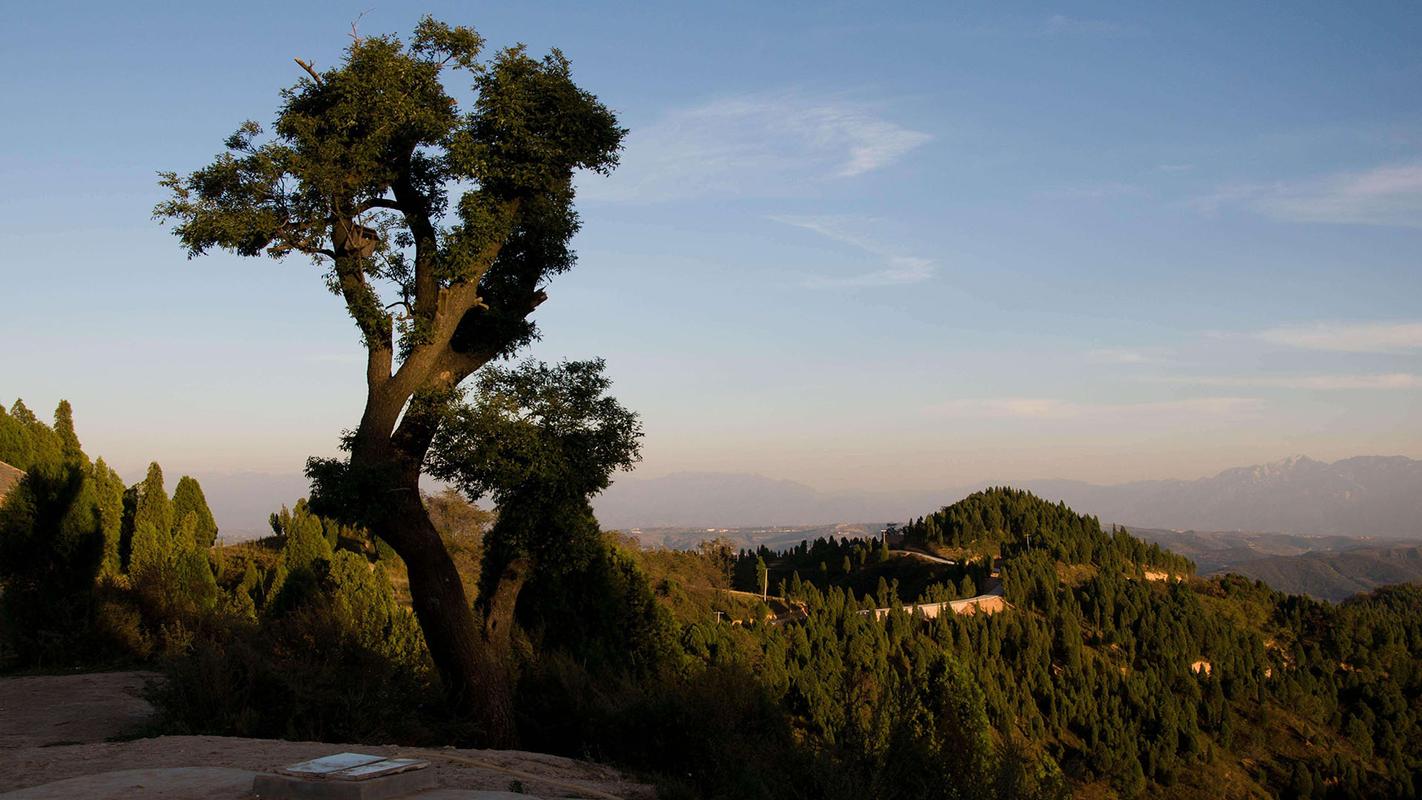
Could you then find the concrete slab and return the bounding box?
[0,766,255,799]
[413,792,549,799]
[253,765,436,799]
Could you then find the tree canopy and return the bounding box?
[156,16,629,736]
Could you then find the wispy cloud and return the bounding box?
[773,215,936,288]
[1037,182,1148,200]
[580,91,931,203]
[1160,373,1422,391]
[927,396,1263,421]
[1203,162,1422,227]
[1040,14,1137,38]
[1085,347,1167,366]
[1256,321,1422,353]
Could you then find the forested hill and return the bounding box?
[707,488,1422,798]
[902,486,1194,574]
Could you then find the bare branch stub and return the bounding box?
[349,10,371,44]
[294,58,322,85]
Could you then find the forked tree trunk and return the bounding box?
[376,477,518,745]
[330,216,539,745]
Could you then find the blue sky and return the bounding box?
[2,1,1420,497]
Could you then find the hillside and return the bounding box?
[1223,546,1422,602]
[1129,527,1422,601]
[688,488,1422,799]
[0,460,22,505]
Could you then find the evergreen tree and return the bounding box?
[0,404,22,468]
[0,459,106,664]
[278,501,334,574]
[171,476,218,549]
[53,400,84,466]
[91,458,125,578]
[128,463,173,578]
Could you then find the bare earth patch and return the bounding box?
[0,670,157,749]
[0,672,652,799]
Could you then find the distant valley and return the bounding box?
[1127,527,1422,602]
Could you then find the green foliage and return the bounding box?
[273,500,334,575]
[151,530,432,743]
[0,401,123,666]
[904,487,1193,574]
[52,400,84,465]
[127,463,174,577]
[92,458,125,578]
[172,476,219,548]
[518,537,681,678]
[323,551,425,664]
[427,358,641,623]
[150,603,434,743]
[428,359,642,508]
[0,463,107,665]
[156,16,624,356]
[157,13,628,729]
[0,399,64,472]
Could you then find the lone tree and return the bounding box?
[156,17,624,740]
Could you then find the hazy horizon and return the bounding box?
[77,452,1417,540]
[4,3,1421,508]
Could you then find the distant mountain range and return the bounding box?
[1126,527,1422,602]
[1022,455,1422,539]
[592,455,1422,539]
[190,454,1422,543]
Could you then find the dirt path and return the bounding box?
[0,671,653,799]
[0,670,157,749]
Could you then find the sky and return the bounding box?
[2,1,1421,509]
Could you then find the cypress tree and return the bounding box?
[0,403,28,470]
[128,463,173,578]
[53,401,85,466]
[92,459,125,578]
[280,502,334,574]
[173,533,218,614]
[16,400,62,472]
[171,476,218,549]
[175,511,198,551]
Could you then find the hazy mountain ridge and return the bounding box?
[1028,455,1422,538]
[593,455,1422,538]
[1231,546,1422,601]
[1127,526,1422,601]
[193,454,1422,542]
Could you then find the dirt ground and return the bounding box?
[0,671,654,799]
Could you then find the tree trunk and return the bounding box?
[335,286,537,745]
[483,556,532,645]
[379,485,518,745]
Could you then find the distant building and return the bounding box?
[880,522,905,549]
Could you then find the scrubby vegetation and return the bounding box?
[5,403,1419,798]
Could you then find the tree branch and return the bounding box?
[294,58,322,85]
[357,197,403,213]
[389,161,441,321]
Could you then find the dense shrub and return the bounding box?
[151,559,434,743]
